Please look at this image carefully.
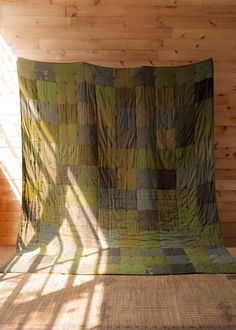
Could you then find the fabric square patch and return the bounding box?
[137,211,159,231]
[78,124,97,145]
[117,169,137,190]
[195,77,213,103]
[156,107,175,129]
[94,66,115,87]
[137,169,157,189]
[137,128,156,148]
[135,67,155,86]
[137,189,157,211]
[157,149,176,170]
[39,103,58,123]
[36,62,55,81]
[157,128,176,149]
[117,108,136,129]
[19,77,38,100]
[197,182,216,206]
[76,82,96,104]
[157,169,176,190]
[177,167,196,190]
[166,255,190,264]
[198,203,218,226]
[117,128,136,148]
[176,105,195,148]
[37,80,57,103]
[169,263,195,274]
[99,167,117,188]
[137,148,155,169]
[116,88,136,108]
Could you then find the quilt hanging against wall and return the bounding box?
[3,58,236,275]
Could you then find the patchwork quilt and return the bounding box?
[3,58,236,274]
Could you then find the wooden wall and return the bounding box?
[0,0,236,246]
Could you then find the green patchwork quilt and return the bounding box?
[3,57,236,274]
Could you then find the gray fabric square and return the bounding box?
[39,223,58,244]
[99,188,116,209]
[156,107,176,129]
[35,62,55,81]
[137,169,157,189]
[177,167,196,190]
[141,248,164,257]
[39,102,58,123]
[117,108,136,129]
[76,82,96,104]
[94,67,115,87]
[115,190,137,210]
[137,189,156,211]
[163,248,186,256]
[145,265,171,275]
[169,263,196,273]
[78,125,97,145]
[166,255,190,264]
[137,128,156,148]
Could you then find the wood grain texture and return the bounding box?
[0,0,236,246]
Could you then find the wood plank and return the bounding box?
[164,39,236,50]
[173,29,236,40]
[66,5,203,17]
[0,222,19,236]
[215,148,236,159]
[217,202,236,212]
[0,211,21,222]
[2,0,236,5]
[214,137,236,148]
[202,5,236,16]
[0,201,21,212]
[14,49,160,62]
[70,16,236,30]
[219,212,236,222]
[215,126,236,137]
[221,223,236,237]
[1,5,66,17]
[4,39,39,50]
[223,237,236,247]
[158,50,236,61]
[218,210,236,222]
[0,237,17,245]
[216,170,236,179]
[39,38,166,50]
[216,181,236,190]
[1,27,173,39]
[216,190,236,202]
[1,17,71,28]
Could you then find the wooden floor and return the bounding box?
[0,247,236,329]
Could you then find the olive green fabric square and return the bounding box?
[37,80,57,103]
